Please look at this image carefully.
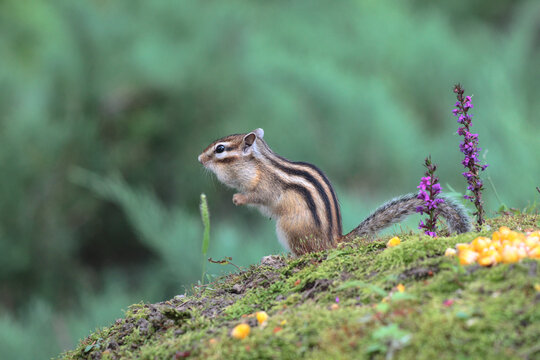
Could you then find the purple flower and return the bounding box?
[452,84,487,228]
[418,191,429,202]
[462,172,473,179]
[416,156,444,237]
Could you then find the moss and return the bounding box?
[123,302,149,319]
[486,213,539,231]
[60,213,540,360]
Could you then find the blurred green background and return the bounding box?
[1,0,539,358]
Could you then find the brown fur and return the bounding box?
[199,129,472,255]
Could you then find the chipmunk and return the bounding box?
[198,128,472,255]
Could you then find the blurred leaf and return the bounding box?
[337,280,388,297]
[391,292,416,301]
[199,194,210,255]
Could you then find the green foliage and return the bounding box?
[70,167,201,282]
[70,168,277,288]
[367,324,412,356]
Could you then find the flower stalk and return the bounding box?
[416,156,444,237]
[452,84,488,228]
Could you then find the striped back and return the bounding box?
[257,139,342,242]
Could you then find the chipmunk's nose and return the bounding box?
[198,154,203,164]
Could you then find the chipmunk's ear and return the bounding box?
[244,128,263,144]
[243,133,256,147]
[253,128,264,139]
[243,129,264,154]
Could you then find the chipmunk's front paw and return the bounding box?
[232,193,247,206]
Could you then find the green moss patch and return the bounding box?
[60,214,540,360]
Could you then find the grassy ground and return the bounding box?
[60,214,540,360]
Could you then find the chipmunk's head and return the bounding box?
[198,128,265,190]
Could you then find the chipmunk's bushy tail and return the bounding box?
[344,193,472,240]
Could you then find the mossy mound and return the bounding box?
[60,214,540,360]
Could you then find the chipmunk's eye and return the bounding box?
[215,144,225,153]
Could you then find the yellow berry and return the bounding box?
[501,246,519,264]
[492,250,502,263]
[445,248,457,257]
[231,324,250,339]
[256,311,268,325]
[472,237,490,252]
[452,228,540,265]
[481,249,501,265]
[396,283,405,293]
[456,243,471,252]
[387,237,401,247]
[459,249,478,265]
[506,232,517,241]
[525,235,539,248]
[491,241,502,251]
[516,247,528,259]
[528,246,540,259]
[478,255,495,267]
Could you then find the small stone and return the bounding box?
[175,350,191,358]
[136,319,149,335]
[164,319,175,327]
[122,323,134,332]
[260,255,285,269]
[106,340,118,350]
